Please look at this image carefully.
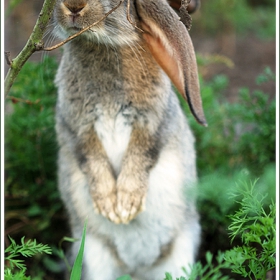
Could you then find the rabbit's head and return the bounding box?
[53,0,206,126]
[53,0,140,45]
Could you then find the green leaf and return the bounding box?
[116,275,132,280]
[70,221,87,280]
[205,251,213,264]
[164,272,173,280]
[4,268,31,280]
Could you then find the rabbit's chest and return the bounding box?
[94,106,133,175]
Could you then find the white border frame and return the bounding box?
[275,0,279,278]
[1,0,5,278]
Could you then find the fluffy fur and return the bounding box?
[53,0,205,279]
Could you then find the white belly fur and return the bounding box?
[94,111,132,176]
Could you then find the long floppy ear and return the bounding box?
[135,0,207,126]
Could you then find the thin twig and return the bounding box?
[4,0,56,97]
[44,0,124,51]
[4,52,12,66]
[126,0,144,33]
[7,96,41,105]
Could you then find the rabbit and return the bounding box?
[53,0,206,279]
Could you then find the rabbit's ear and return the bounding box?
[136,0,207,126]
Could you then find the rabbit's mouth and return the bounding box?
[53,0,140,47]
[70,26,83,32]
[54,1,102,37]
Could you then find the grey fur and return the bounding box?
[53,0,203,279]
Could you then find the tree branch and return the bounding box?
[4,0,56,97]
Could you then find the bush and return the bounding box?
[178,70,276,177]
[5,56,65,278]
[191,0,276,39]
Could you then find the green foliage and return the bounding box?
[180,69,276,177]
[197,164,275,222]
[224,181,276,280]
[5,56,62,278]
[165,180,276,280]
[5,236,52,279]
[116,275,133,280]
[164,272,189,280]
[5,56,57,196]
[192,0,276,39]
[53,236,80,273]
[70,221,87,280]
[248,5,276,39]
[255,66,276,85]
[228,88,275,171]
[5,0,24,16]
[195,0,252,34]
[5,268,31,280]
[183,252,232,280]
[5,56,60,238]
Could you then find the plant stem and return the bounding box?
[4,0,56,97]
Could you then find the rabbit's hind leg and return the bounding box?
[136,221,200,280]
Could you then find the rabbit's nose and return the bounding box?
[64,1,86,14]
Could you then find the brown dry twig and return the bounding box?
[7,96,41,105]
[5,52,12,66]
[179,0,192,30]
[170,0,200,14]
[126,0,144,33]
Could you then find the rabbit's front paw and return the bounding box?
[90,174,120,224]
[93,192,121,224]
[116,178,146,224]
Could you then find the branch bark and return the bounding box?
[4,0,56,97]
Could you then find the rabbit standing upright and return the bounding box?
[53,0,206,279]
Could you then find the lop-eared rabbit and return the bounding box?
[53,0,206,279]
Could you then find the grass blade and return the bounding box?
[70,221,87,280]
